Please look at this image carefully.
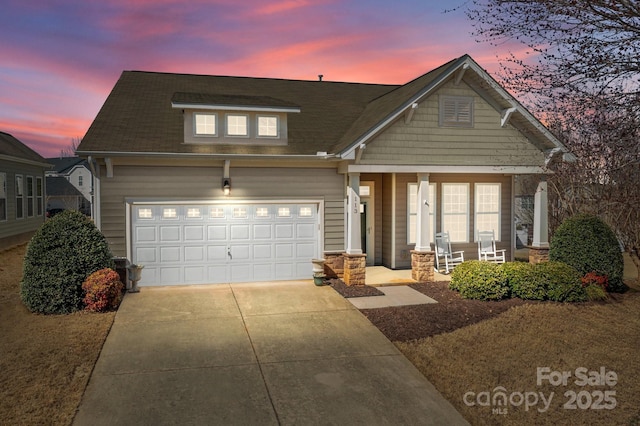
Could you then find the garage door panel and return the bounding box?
[253,224,272,239]
[253,244,273,259]
[208,225,227,240]
[185,246,204,262]
[160,226,180,242]
[132,202,319,285]
[230,224,250,240]
[275,224,294,239]
[135,226,157,243]
[160,246,181,262]
[207,245,227,261]
[135,247,157,263]
[184,225,205,241]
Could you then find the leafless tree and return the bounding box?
[59,137,81,157]
[464,0,640,281]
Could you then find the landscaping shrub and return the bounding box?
[82,268,124,312]
[535,261,586,302]
[501,262,546,300]
[550,214,625,292]
[20,210,114,314]
[450,260,509,300]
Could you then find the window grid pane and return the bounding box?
[475,183,501,240]
[442,183,468,242]
[258,116,278,137]
[227,115,248,136]
[195,113,216,135]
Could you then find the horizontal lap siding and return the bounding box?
[99,165,344,256]
[361,81,545,167]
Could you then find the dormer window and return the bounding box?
[173,92,299,146]
[258,116,278,137]
[226,114,248,136]
[194,113,217,136]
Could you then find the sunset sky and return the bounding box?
[0,0,506,158]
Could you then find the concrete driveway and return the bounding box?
[73,281,468,425]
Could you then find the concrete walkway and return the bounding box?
[74,281,468,425]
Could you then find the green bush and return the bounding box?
[550,214,625,292]
[535,261,586,302]
[501,262,546,300]
[82,268,124,312]
[450,260,509,300]
[584,284,608,301]
[20,210,114,314]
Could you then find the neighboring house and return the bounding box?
[45,176,86,215]
[77,54,571,286]
[46,157,92,215]
[0,131,50,249]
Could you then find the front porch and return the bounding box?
[365,266,451,286]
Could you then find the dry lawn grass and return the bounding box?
[0,244,115,425]
[397,292,640,425]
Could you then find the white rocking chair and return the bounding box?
[477,230,506,263]
[434,232,465,274]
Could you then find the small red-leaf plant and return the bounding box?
[581,272,609,291]
[82,268,124,312]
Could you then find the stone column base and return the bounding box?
[343,253,367,286]
[323,251,344,278]
[411,250,435,282]
[529,247,550,264]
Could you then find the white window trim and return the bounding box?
[15,175,24,220]
[474,183,501,241]
[407,182,436,245]
[194,112,218,137]
[439,95,474,128]
[441,183,469,243]
[26,176,34,218]
[257,115,279,138]
[0,172,6,221]
[226,114,249,137]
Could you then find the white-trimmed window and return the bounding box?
[26,176,34,217]
[439,95,474,127]
[15,175,23,219]
[475,183,501,240]
[226,114,248,136]
[442,183,469,242]
[0,173,6,221]
[36,177,43,216]
[78,175,83,186]
[257,116,278,137]
[407,182,436,244]
[194,113,217,136]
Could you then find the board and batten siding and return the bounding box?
[98,165,344,257]
[360,80,545,167]
[0,159,46,249]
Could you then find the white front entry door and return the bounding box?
[131,202,319,285]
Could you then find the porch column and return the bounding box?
[346,173,362,255]
[530,178,550,264]
[414,173,431,251]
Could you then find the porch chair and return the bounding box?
[434,232,465,274]
[477,230,506,263]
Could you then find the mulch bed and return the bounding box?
[327,278,384,297]
[359,281,532,342]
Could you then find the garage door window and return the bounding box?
[299,206,312,217]
[256,207,270,218]
[138,207,153,219]
[187,207,202,218]
[163,208,178,219]
[278,207,291,217]
[210,207,225,218]
[233,207,247,218]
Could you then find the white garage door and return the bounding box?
[131,202,319,285]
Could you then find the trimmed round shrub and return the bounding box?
[20,210,114,314]
[550,214,625,292]
[83,268,124,312]
[450,260,509,300]
[535,261,586,302]
[501,262,545,300]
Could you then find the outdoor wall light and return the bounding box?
[222,178,231,196]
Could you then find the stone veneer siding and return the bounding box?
[529,247,550,264]
[411,250,435,282]
[323,251,344,278]
[343,254,367,286]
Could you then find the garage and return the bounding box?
[130,202,320,285]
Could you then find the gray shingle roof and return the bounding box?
[46,157,88,174]
[0,131,48,164]
[46,176,83,197]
